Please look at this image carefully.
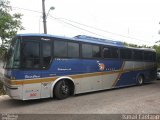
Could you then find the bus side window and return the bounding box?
[42,42,52,68]
[103,47,112,58]
[144,52,149,61]
[133,50,143,61]
[21,42,41,69]
[120,49,132,60]
[144,51,156,62]
[82,44,101,58]
[82,44,92,58]
[92,45,101,58]
[68,42,79,58]
[54,41,67,58]
[103,47,118,59]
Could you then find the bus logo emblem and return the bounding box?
[98,63,105,71]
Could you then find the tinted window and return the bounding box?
[42,42,52,68]
[133,50,143,60]
[54,41,67,57]
[103,47,119,58]
[68,42,79,58]
[92,45,100,58]
[103,47,112,58]
[82,44,101,58]
[144,52,150,61]
[153,52,156,61]
[112,48,119,58]
[120,49,132,60]
[82,44,92,58]
[21,42,40,69]
[144,51,156,61]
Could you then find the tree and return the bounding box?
[124,42,139,48]
[0,0,24,48]
[153,45,160,67]
[0,0,24,59]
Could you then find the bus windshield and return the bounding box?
[5,38,20,69]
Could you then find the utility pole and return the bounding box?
[42,0,47,34]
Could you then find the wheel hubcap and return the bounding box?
[138,77,143,84]
[61,84,69,95]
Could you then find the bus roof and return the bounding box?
[17,33,124,47]
[17,33,155,52]
[74,35,124,47]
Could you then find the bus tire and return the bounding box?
[136,75,144,85]
[54,80,70,100]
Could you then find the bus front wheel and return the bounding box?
[54,80,70,100]
[136,75,144,85]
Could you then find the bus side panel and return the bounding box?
[22,83,41,100]
[114,61,138,87]
[74,76,102,94]
[49,59,84,76]
[74,59,123,94]
[115,61,156,87]
[115,71,139,87]
[102,73,119,89]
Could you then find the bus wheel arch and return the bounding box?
[51,77,75,99]
[136,73,145,85]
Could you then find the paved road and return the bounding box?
[0,81,160,114]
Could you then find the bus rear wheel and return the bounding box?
[137,75,144,85]
[54,80,70,100]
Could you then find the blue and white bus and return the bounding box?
[2,34,157,100]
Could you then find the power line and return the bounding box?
[48,16,150,43]
[11,6,151,43]
[12,6,42,13]
[57,18,149,43]
[48,16,114,40]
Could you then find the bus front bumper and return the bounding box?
[2,77,23,100]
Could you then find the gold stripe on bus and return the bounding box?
[7,65,155,86]
[8,71,119,85]
[70,70,120,79]
[8,77,57,85]
[8,71,121,85]
[112,62,125,87]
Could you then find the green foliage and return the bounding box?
[0,45,6,60]
[0,0,24,48]
[124,42,139,48]
[123,42,152,48]
[0,81,5,95]
[153,45,160,67]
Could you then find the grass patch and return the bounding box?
[0,81,5,95]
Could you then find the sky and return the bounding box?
[10,0,160,46]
